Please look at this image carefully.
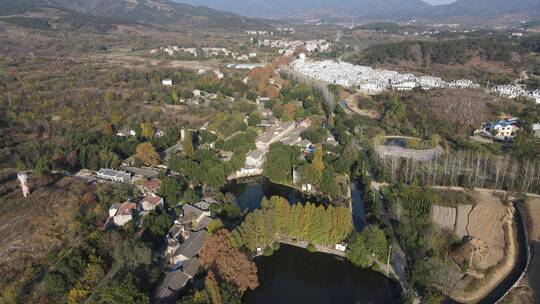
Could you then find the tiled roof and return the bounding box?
[175,230,208,259]
[142,193,163,206]
[117,202,137,216]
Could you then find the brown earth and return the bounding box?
[0,174,92,290]
[449,192,518,303]
[467,192,507,270]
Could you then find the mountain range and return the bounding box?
[175,0,540,20]
[0,0,266,30]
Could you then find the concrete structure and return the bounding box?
[97,168,131,183]
[335,243,347,252]
[17,172,30,197]
[161,79,173,86]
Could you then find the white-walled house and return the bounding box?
[162,79,173,86]
[245,149,266,168]
[139,193,164,212]
[97,168,131,183]
[111,201,137,226]
[533,123,540,139]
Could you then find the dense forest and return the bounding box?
[359,37,524,66]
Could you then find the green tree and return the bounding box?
[347,232,372,268]
[158,177,183,206]
[35,157,51,175]
[311,146,325,186]
[183,131,195,158]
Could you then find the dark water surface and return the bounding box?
[350,180,366,231]
[243,245,399,304]
[224,177,325,211]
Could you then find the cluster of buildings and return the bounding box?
[153,197,219,303]
[150,46,257,62]
[291,58,480,94]
[233,119,313,179]
[246,28,295,35]
[106,178,164,226]
[256,39,331,56]
[492,85,540,103]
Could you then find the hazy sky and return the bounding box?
[424,0,457,4]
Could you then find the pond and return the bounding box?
[223,177,326,211]
[243,244,400,304]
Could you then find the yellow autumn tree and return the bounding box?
[140,123,154,139]
[135,142,160,167]
[311,146,325,186]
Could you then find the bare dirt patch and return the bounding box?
[467,191,506,270]
[524,198,540,241]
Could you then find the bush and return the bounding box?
[263,247,274,256]
[306,243,317,253]
[272,242,280,251]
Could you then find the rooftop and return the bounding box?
[141,193,163,206]
[117,202,137,216]
[175,230,208,260]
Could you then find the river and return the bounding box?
[243,244,399,304]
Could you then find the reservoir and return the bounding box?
[243,244,400,304]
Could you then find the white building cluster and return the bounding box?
[491,85,540,103]
[291,58,481,94]
[150,46,257,60]
[257,39,331,56]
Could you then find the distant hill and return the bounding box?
[0,0,266,30]
[175,0,540,20]
[174,0,432,19]
[429,0,540,17]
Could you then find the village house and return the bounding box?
[109,201,137,226]
[141,178,161,194]
[97,168,131,183]
[139,193,164,213]
[170,230,208,264]
[479,118,521,141]
[152,258,200,304]
[116,129,137,137]
[245,149,266,169]
[533,124,540,139]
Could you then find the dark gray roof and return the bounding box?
[153,271,190,303]
[175,230,208,259]
[182,258,200,277]
[183,204,204,219]
[193,216,212,231]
